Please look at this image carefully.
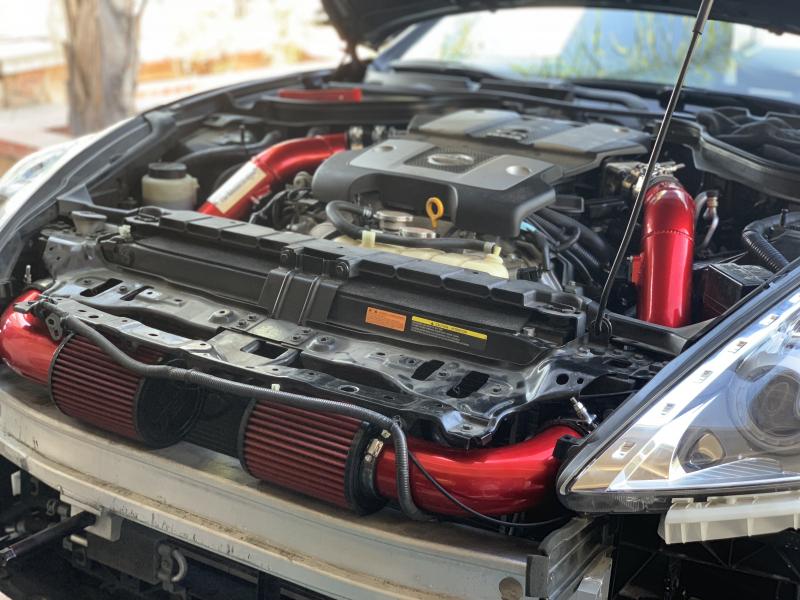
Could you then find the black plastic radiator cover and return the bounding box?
[105,210,588,364]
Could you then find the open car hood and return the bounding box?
[321,0,798,48]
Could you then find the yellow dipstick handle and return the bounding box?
[426,197,445,229]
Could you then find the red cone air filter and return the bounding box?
[238,401,380,513]
[50,335,201,447]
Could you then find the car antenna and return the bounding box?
[592,0,715,336]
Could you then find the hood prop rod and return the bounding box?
[592,0,715,337]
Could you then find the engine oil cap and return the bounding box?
[399,226,436,239]
[375,209,414,231]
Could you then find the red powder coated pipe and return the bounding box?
[0,290,58,385]
[375,425,579,516]
[1,295,579,518]
[198,133,348,220]
[630,178,695,328]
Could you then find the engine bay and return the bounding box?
[3,83,800,533]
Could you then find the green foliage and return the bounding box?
[504,12,737,85]
[439,16,480,61]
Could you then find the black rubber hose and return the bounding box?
[562,248,598,286]
[539,208,611,264]
[530,216,602,286]
[0,512,96,565]
[176,131,283,168]
[569,242,603,275]
[527,217,596,285]
[519,232,551,271]
[554,225,581,252]
[325,201,494,253]
[529,216,601,273]
[742,230,787,272]
[742,212,800,272]
[40,307,430,522]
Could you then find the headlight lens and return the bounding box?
[564,288,800,512]
[0,141,76,202]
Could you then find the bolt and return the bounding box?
[570,397,597,429]
[236,320,247,328]
[246,313,258,322]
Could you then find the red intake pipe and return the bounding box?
[375,425,579,516]
[0,291,58,385]
[2,295,578,520]
[198,133,348,220]
[630,179,695,328]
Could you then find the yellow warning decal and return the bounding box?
[410,316,488,349]
[411,316,487,339]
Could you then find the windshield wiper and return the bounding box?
[376,60,690,121]
[388,59,649,108]
[481,77,651,111]
[571,77,800,117]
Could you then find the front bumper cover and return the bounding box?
[0,369,610,600]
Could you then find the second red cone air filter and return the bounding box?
[50,335,201,447]
[238,401,381,513]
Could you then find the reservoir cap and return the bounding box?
[148,162,187,180]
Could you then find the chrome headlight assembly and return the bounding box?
[0,134,98,235]
[0,141,78,202]
[560,277,800,513]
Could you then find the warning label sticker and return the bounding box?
[410,315,488,350]
[365,307,407,332]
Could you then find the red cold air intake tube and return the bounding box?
[373,425,578,516]
[238,401,580,516]
[630,178,695,328]
[198,133,347,220]
[1,294,579,519]
[0,290,58,384]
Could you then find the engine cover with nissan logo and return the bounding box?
[311,109,650,237]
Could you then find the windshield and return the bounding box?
[392,8,800,103]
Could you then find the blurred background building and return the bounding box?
[0,0,343,174]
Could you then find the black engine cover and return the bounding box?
[312,109,649,236]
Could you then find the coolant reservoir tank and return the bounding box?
[142,162,199,210]
[460,247,508,278]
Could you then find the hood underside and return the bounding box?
[321,0,798,48]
